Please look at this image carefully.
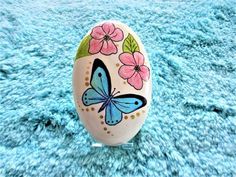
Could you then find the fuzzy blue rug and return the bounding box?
[1,0,236,176]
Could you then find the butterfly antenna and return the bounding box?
[112,88,116,95]
[114,91,120,96]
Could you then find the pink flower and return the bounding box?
[89,22,124,55]
[118,52,150,90]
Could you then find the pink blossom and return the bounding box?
[89,22,124,55]
[118,52,150,90]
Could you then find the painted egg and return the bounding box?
[73,21,152,146]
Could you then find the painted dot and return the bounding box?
[116,63,120,67]
[100,115,103,119]
[89,62,92,64]
[124,116,128,120]
[104,127,107,131]
[107,131,110,134]
[85,77,89,81]
[142,110,145,113]
[82,109,84,111]
[86,108,89,112]
[131,115,135,119]
[85,82,89,86]
[91,107,95,111]
[123,81,126,84]
[87,66,90,69]
[101,121,104,124]
[86,71,89,75]
[98,73,102,77]
[136,112,140,117]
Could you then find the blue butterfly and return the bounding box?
[82,59,147,126]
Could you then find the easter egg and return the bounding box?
[73,21,152,146]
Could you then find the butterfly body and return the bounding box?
[82,59,147,126]
[98,89,118,112]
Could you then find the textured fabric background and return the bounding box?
[0,0,236,176]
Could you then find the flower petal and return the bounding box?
[118,65,135,79]
[133,52,144,65]
[102,22,115,35]
[139,65,150,81]
[127,72,143,90]
[91,26,105,39]
[100,40,117,55]
[89,39,103,54]
[119,53,136,66]
[110,28,124,42]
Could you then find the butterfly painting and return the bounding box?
[82,59,147,126]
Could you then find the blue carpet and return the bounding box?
[0,0,236,176]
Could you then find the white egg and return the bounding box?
[73,21,152,146]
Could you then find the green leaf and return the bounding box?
[75,35,92,61]
[122,33,140,54]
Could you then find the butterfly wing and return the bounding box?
[90,58,111,97]
[82,58,111,106]
[82,88,106,106]
[112,94,147,114]
[105,101,123,126]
